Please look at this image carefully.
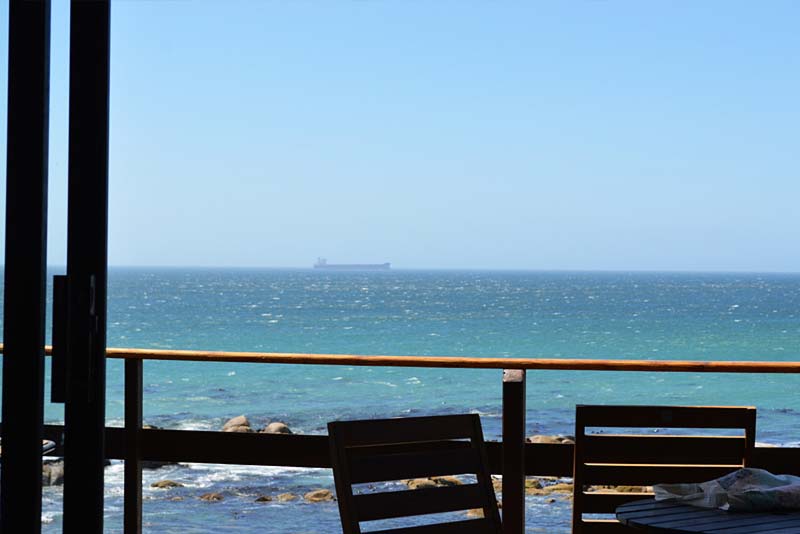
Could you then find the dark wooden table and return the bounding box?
[617,498,800,533]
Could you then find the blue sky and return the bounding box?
[1,1,798,271]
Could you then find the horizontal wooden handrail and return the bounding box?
[2,344,798,373]
[18,423,800,478]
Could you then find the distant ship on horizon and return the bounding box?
[313,258,391,270]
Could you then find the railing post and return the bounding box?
[124,358,143,534]
[502,369,526,534]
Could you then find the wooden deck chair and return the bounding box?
[572,405,756,534]
[328,414,502,534]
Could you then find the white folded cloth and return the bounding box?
[655,468,800,511]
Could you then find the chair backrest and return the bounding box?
[572,405,756,534]
[328,414,502,534]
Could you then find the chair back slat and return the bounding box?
[572,405,756,534]
[354,484,488,522]
[376,517,497,534]
[333,414,478,447]
[577,405,756,429]
[581,434,747,464]
[328,414,502,534]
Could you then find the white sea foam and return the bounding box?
[171,419,217,431]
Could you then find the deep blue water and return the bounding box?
[3,268,800,531]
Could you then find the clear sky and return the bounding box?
[0,1,798,271]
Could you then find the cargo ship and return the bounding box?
[313,258,391,270]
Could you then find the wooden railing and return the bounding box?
[10,346,800,533]
[105,347,800,373]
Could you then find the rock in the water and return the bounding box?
[525,482,573,495]
[525,478,543,490]
[526,434,575,445]
[430,476,462,487]
[466,508,484,518]
[304,489,335,502]
[222,415,252,433]
[199,492,224,501]
[494,476,545,493]
[223,415,249,429]
[255,495,273,502]
[42,460,65,486]
[260,422,292,434]
[224,425,253,433]
[405,476,462,490]
[405,478,438,490]
[276,493,297,502]
[151,479,184,489]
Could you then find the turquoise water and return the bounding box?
[4,268,800,531]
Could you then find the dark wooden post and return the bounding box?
[502,369,526,534]
[0,1,51,532]
[63,1,111,533]
[124,359,143,534]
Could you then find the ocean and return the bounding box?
[4,268,800,532]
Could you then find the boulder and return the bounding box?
[222,415,252,433]
[199,492,224,501]
[526,435,575,445]
[544,482,574,493]
[430,476,462,487]
[405,476,462,490]
[525,482,573,495]
[260,422,292,434]
[493,477,547,493]
[225,425,253,433]
[276,493,297,502]
[255,495,273,502]
[151,479,184,489]
[42,460,65,486]
[304,489,335,502]
[404,478,438,490]
[525,478,543,490]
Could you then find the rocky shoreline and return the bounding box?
[41,416,645,510]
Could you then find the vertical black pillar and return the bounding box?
[62,2,110,533]
[502,369,526,534]
[0,1,51,533]
[124,359,143,534]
